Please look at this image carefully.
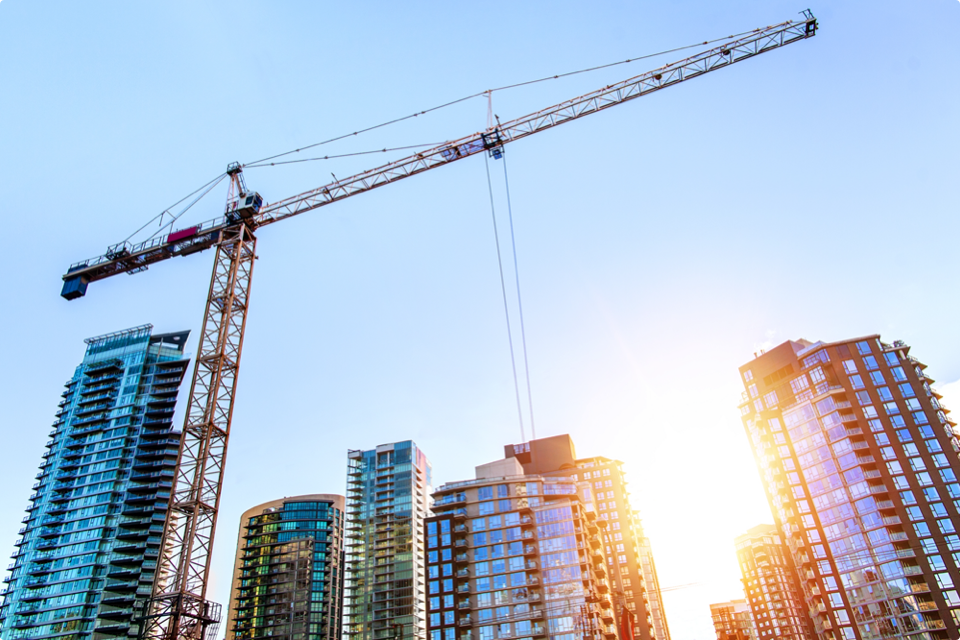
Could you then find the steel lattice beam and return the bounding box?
[139,224,256,640]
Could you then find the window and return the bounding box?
[856,341,872,355]
[869,371,885,385]
[763,390,778,408]
[843,360,858,374]
[856,391,872,406]
[810,367,826,384]
[749,384,759,398]
[478,486,493,500]
[849,375,865,389]
[790,376,809,394]
[899,383,915,398]
[891,367,907,381]
[877,387,894,402]
[744,369,753,381]
[864,355,879,370]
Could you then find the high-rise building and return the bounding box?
[635,530,669,640]
[739,335,960,638]
[0,325,190,640]
[344,442,432,640]
[734,524,810,640]
[225,495,345,640]
[503,436,669,640]
[426,456,618,640]
[709,600,757,640]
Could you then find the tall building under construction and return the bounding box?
[739,335,960,638]
[344,442,432,640]
[0,325,190,640]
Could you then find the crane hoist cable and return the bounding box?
[499,150,537,440]
[484,151,527,441]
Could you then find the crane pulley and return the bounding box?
[57,13,817,640]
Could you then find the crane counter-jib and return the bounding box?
[60,13,816,301]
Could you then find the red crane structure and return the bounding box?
[59,13,817,640]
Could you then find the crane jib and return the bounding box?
[60,14,816,301]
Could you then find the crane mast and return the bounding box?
[58,14,817,640]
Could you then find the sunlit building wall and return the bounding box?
[345,442,432,640]
[503,436,668,640]
[0,325,190,640]
[226,495,345,640]
[636,530,670,640]
[709,600,757,640]
[739,336,960,638]
[734,524,811,639]
[426,456,617,640]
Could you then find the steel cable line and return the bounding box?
[244,143,445,168]
[500,151,537,440]
[485,152,526,442]
[241,26,769,169]
[121,172,227,245]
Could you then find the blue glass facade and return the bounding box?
[0,325,191,640]
[227,495,345,640]
[345,441,432,640]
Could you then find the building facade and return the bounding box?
[0,325,190,640]
[635,529,669,640]
[426,456,617,640]
[709,600,757,640]
[226,495,345,640]
[739,335,960,638]
[345,442,432,640]
[734,524,810,640]
[504,436,668,640]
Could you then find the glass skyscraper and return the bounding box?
[739,335,960,638]
[345,442,432,640]
[226,495,345,640]
[0,325,191,640]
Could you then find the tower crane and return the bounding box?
[59,14,817,640]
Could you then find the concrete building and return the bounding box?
[0,325,190,640]
[734,525,810,640]
[426,456,617,640]
[344,442,432,640]
[739,335,960,638]
[226,495,345,640]
[503,436,668,640]
[709,600,757,640]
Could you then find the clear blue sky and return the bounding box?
[1,1,958,638]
